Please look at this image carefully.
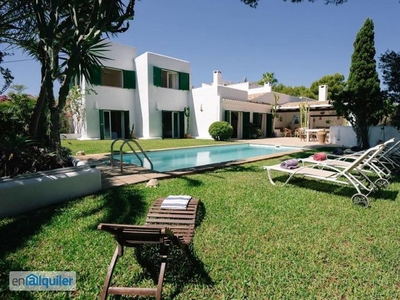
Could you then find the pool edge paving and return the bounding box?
[76,138,336,190]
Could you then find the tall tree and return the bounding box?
[0,51,13,94]
[333,18,382,149]
[0,1,33,94]
[379,50,400,128]
[258,72,279,88]
[1,0,135,157]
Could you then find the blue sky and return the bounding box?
[2,0,400,96]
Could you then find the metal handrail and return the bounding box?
[110,139,126,167]
[110,139,154,172]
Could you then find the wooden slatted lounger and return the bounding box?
[98,197,200,300]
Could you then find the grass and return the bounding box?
[1,140,400,299]
[62,138,232,155]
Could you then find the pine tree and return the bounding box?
[334,18,382,149]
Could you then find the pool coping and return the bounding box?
[77,138,334,190]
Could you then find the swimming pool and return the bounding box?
[114,143,299,172]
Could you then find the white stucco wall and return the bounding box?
[192,83,272,139]
[135,53,150,138]
[192,85,221,139]
[0,166,101,218]
[82,42,137,139]
[330,126,400,148]
[135,52,191,139]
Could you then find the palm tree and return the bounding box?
[258,72,279,89]
[2,0,135,157]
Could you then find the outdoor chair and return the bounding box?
[263,144,385,207]
[298,128,306,142]
[284,128,293,137]
[98,197,200,300]
[300,140,393,189]
[327,138,398,177]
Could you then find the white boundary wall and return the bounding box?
[0,166,101,218]
[330,126,400,147]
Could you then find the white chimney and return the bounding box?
[213,70,222,86]
[264,82,272,93]
[319,85,328,101]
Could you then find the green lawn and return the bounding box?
[1,140,400,299]
[62,138,232,155]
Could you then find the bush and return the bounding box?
[208,121,233,141]
[0,133,73,177]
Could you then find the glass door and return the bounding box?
[172,112,180,138]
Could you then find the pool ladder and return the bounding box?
[110,139,154,172]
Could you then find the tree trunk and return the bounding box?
[29,65,48,140]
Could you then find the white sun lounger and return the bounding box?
[300,138,394,186]
[263,144,386,207]
[328,138,399,175]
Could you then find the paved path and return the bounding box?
[78,137,334,190]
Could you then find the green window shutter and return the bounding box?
[225,110,231,123]
[99,110,104,140]
[253,112,260,126]
[266,113,273,137]
[124,111,130,139]
[153,66,162,87]
[243,112,250,139]
[91,66,102,86]
[179,72,190,90]
[179,111,185,138]
[123,70,136,89]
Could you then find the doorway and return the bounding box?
[99,110,129,139]
[162,110,184,138]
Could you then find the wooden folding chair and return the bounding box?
[98,197,200,300]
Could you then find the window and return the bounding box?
[90,66,136,89]
[153,66,190,90]
[102,68,122,88]
[161,70,178,89]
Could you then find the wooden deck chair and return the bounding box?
[263,145,384,207]
[98,197,200,300]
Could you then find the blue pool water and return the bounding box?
[115,143,298,172]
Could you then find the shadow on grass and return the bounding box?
[132,201,212,299]
[95,186,147,225]
[271,175,399,202]
[0,185,148,299]
[0,203,63,300]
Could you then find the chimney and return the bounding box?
[213,70,222,86]
[264,82,272,93]
[319,85,328,101]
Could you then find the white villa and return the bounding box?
[77,42,342,140]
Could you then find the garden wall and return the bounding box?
[330,125,400,147]
[0,166,101,218]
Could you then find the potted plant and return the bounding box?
[317,129,327,144]
[130,123,135,139]
[250,123,262,139]
[184,107,191,138]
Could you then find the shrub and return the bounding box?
[0,90,36,136]
[0,132,73,177]
[208,121,233,141]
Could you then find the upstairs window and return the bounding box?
[161,70,178,89]
[102,68,122,88]
[90,66,136,89]
[153,66,190,90]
